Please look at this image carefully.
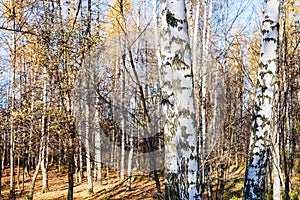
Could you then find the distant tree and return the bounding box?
[275,0,300,198]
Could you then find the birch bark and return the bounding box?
[41,65,49,193]
[126,90,136,191]
[120,51,126,181]
[243,0,280,199]
[94,96,102,183]
[160,0,201,198]
[85,79,93,194]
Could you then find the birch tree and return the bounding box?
[160,0,201,198]
[94,83,102,183]
[243,0,280,199]
[126,89,136,191]
[40,65,49,193]
[85,78,93,194]
[275,1,300,198]
[200,1,213,198]
[7,0,17,198]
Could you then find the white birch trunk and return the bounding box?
[125,0,140,185]
[75,89,83,183]
[77,95,84,183]
[200,0,208,162]
[94,92,102,182]
[243,0,280,199]
[29,67,36,172]
[79,134,83,183]
[126,91,136,191]
[41,65,49,193]
[161,0,178,194]
[160,0,201,198]
[120,52,126,181]
[94,98,102,183]
[192,0,200,78]
[211,65,218,146]
[28,130,45,200]
[273,130,281,200]
[200,0,213,156]
[152,0,161,74]
[85,86,93,194]
[203,1,213,199]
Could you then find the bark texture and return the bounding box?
[160,0,201,198]
[243,0,280,199]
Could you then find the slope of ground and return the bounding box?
[0,167,164,200]
[1,164,299,199]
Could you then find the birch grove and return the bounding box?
[0,0,299,199]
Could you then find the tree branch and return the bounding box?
[0,26,36,35]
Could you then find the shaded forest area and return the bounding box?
[0,0,299,199]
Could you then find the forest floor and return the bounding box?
[1,165,299,199]
[1,166,164,200]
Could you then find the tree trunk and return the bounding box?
[126,91,135,191]
[85,87,93,194]
[94,97,102,183]
[28,135,44,200]
[17,154,20,191]
[160,0,201,198]
[120,51,126,181]
[79,135,83,183]
[9,3,17,197]
[243,0,280,199]
[192,0,200,82]
[41,66,49,193]
[273,133,281,200]
[67,137,74,200]
[28,157,41,200]
[76,97,83,183]
[199,0,213,197]
[9,56,16,200]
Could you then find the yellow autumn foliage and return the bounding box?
[1,0,32,27]
[248,29,261,87]
[107,0,132,35]
[279,0,299,67]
